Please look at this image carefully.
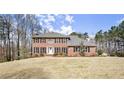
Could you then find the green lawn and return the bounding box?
[0,57,124,79]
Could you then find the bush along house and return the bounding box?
[32,32,96,56]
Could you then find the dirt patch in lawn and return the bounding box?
[0,68,50,79]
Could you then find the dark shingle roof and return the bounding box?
[67,36,82,46]
[68,35,96,46]
[32,32,69,38]
[83,40,96,46]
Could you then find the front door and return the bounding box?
[47,47,54,54]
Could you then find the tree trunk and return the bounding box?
[30,28,34,57]
[17,29,20,60]
[7,26,11,61]
[11,34,15,61]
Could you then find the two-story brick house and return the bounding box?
[32,32,96,56]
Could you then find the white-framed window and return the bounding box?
[40,47,46,54]
[85,47,90,52]
[40,38,46,43]
[36,47,39,53]
[74,47,80,52]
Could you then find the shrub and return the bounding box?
[34,54,39,57]
[59,52,67,56]
[116,52,124,57]
[62,53,67,57]
[53,52,67,57]
[101,53,108,57]
[40,53,44,57]
[97,49,103,56]
[79,51,85,56]
[59,52,63,56]
[120,53,124,57]
[53,53,58,56]
[110,51,116,56]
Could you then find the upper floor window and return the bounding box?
[34,38,46,43]
[33,38,39,43]
[48,39,54,44]
[33,39,35,43]
[36,39,39,43]
[55,39,56,43]
[63,39,66,43]
[55,38,67,43]
[55,39,60,43]
[40,38,46,43]
[34,38,68,44]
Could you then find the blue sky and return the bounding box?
[38,14,124,36]
[72,14,124,36]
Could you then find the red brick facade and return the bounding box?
[32,37,96,56]
[67,46,96,57]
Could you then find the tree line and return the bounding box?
[70,32,89,39]
[95,21,124,56]
[0,14,43,62]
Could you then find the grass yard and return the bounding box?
[0,57,124,79]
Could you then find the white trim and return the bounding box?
[47,47,54,55]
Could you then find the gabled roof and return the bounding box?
[32,32,69,38]
[83,40,96,46]
[67,36,82,46]
[68,35,96,46]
